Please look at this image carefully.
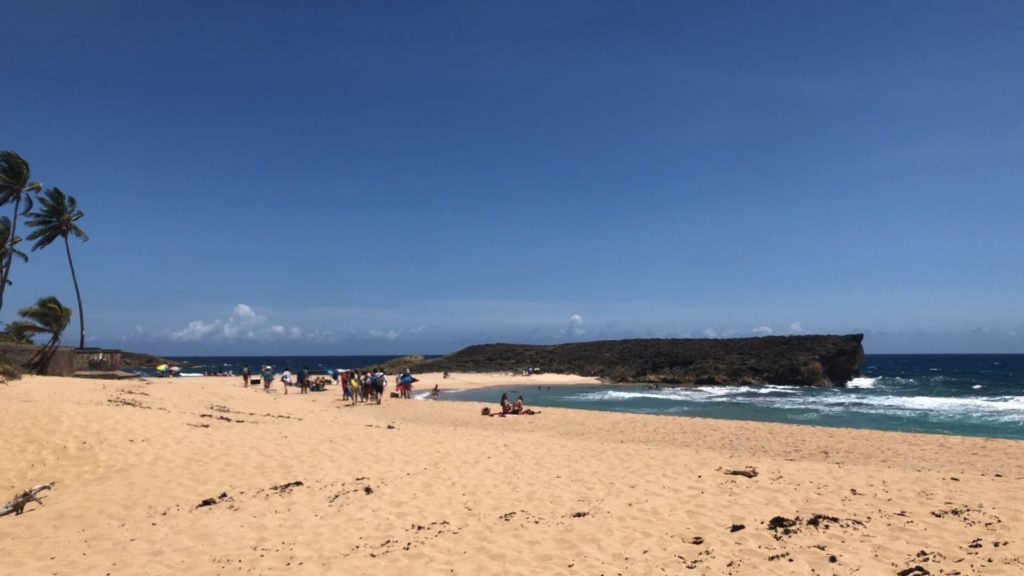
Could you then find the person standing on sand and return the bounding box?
[242,366,250,387]
[262,366,273,392]
[282,368,292,395]
[350,371,359,405]
[300,366,310,394]
[375,370,386,404]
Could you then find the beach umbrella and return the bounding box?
[156,364,168,372]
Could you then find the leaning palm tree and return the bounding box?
[1,320,35,344]
[25,188,88,349]
[9,296,71,374]
[0,151,42,312]
[0,216,28,286]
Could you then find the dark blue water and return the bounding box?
[139,355,413,376]
[441,355,1024,440]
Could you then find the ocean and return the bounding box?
[156,354,1024,440]
[440,354,1024,441]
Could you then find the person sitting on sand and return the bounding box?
[483,395,538,417]
[511,395,537,415]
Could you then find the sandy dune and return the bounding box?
[2,374,1022,575]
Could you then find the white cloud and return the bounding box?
[752,326,773,336]
[368,326,426,341]
[702,328,717,338]
[169,304,311,343]
[232,304,258,323]
[789,322,803,333]
[566,314,586,337]
[172,319,221,342]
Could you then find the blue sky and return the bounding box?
[2,1,1022,354]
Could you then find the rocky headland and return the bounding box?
[391,334,864,387]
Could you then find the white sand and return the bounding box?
[2,374,1022,575]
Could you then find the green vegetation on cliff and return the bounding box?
[402,335,864,387]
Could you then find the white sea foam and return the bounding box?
[973,385,983,390]
[846,377,878,389]
[573,384,801,403]
[569,385,1024,424]
[759,385,800,393]
[774,393,1024,422]
[882,395,1024,413]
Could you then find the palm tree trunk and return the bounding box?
[64,236,85,349]
[0,195,22,313]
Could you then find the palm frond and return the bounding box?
[26,187,87,250]
[0,152,38,209]
[17,296,71,334]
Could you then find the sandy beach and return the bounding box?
[2,373,1022,575]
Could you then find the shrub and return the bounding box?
[0,353,23,380]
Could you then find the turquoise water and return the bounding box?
[440,355,1024,440]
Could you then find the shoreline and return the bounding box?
[3,374,1022,575]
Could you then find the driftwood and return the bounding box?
[0,483,54,517]
[723,467,759,478]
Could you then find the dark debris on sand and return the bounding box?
[268,481,304,494]
[196,492,230,509]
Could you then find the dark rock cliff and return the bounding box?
[404,335,864,387]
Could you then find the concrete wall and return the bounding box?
[0,343,126,375]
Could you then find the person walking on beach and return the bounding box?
[374,370,386,404]
[361,371,372,403]
[282,368,292,394]
[350,371,360,405]
[300,366,310,394]
[262,366,273,393]
[242,366,250,387]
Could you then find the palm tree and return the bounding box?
[0,151,42,312]
[9,295,71,373]
[0,216,28,286]
[1,320,35,344]
[26,188,88,349]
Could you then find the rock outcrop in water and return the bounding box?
[399,335,864,387]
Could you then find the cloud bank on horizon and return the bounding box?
[102,302,1023,356]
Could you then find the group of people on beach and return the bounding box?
[241,365,315,394]
[341,369,387,405]
[238,365,429,404]
[482,392,536,416]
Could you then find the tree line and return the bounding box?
[0,151,88,371]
